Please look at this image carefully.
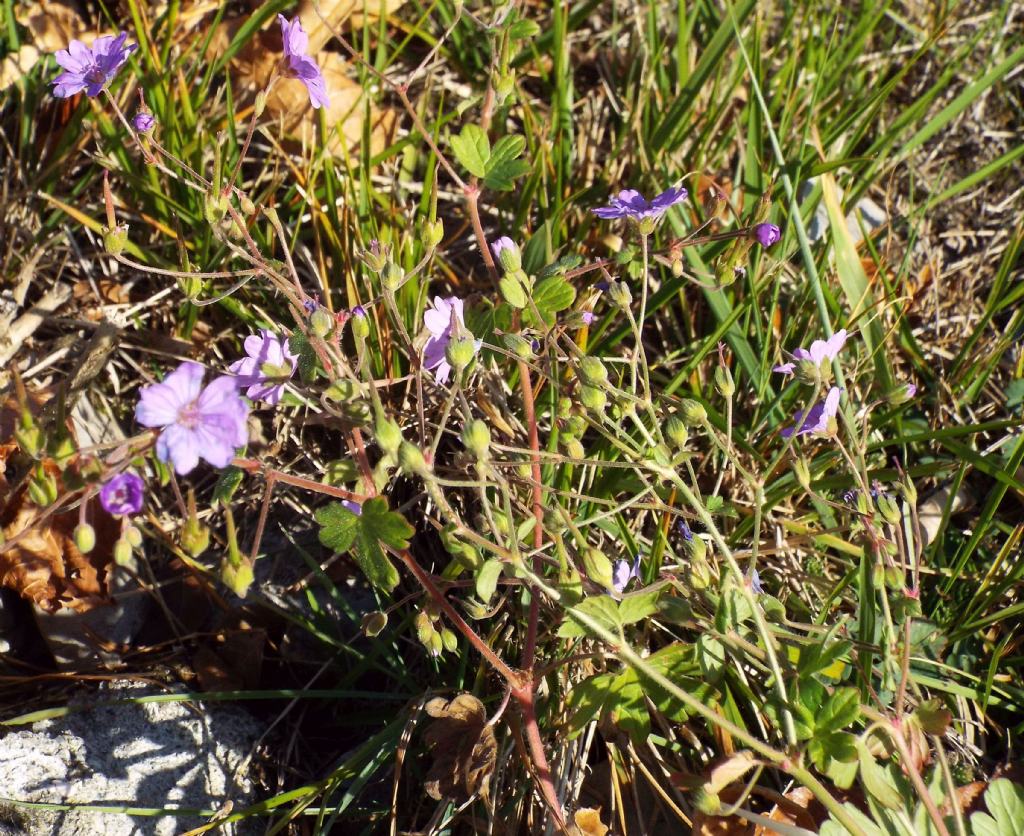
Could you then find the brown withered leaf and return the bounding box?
[1,44,40,93]
[422,693,497,803]
[569,808,610,836]
[294,0,407,53]
[14,0,96,52]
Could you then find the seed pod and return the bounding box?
[462,420,491,461]
[579,356,608,386]
[582,548,615,591]
[398,441,429,477]
[665,416,688,450]
[73,523,96,554]
[680,398,707,426]
[580,385,607,414]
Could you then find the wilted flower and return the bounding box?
[781,386,842,439]
[228,330,298,405]
[99,472,144,516]
[136,362,249,475]
[132,111,155,133]
[423,296,478,384]
[278,15,329,109]
[611,554,641,595]
[52,32,137,98]
[774,329,848,377]
[592,186,688,223]
[752,223,781,248]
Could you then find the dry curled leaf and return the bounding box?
[422,693,497,803]
[1,43,40,93]
[569,807,609,836]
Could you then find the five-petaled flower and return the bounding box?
[52,32,137,98]
[423,296,477,385]
[612,554,641,595]
[592,186,688,223]
[774,329,848,377]
[752,223,781,248]
[278,15,329,110]
[781,386,842,439]
[99,472,145,516]
[136,362,249,475]
[229,330,298,405]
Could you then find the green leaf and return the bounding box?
[289,331,318,383]
[538,254,583,279]
[315,502,360,554]
[488,135,526,169]
[558,594,621,638]
[856,741,903,810]
[524,275,577,327]
[315,497,412,592]
[971,780,1024,836]
[818,687,861,734]
[507,17,540,40]
[484,158,531,191]
[211,466,244,507]
[499,274,529,308]
[618,583,663,626]
[450,124,489,178]
[475,559,503,604]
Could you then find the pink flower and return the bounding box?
[228,330,298,405]
[423,296,471,384]
[774,329,848,376]
[136,362,249,475]
[592,186,688,222]
[278,15,329,109]
[781,387,842,438]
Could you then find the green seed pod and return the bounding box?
[102,224,129,256]
[680,398,707,426]
[239,193,256,216]
[582,547,615,591]
[440,628,458,653]
[565,437,585,460]
[714,365,735,399]
[310,306,334,338]
[398,441,429,477]
[579,356,609,386]
[181,518,210,557]
[113,537,134,566]
[445,336,478,372]
[462,420,491,461]
[381,261,403,291]
[580,385,607,414]
[73,523,96,554]
[421,218,444,250]
[665,416,688,450]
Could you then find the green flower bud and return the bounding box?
[795,358,821,386]
[427,630,444,657]
[884,566,904,590]
[254,90,267,117]
[492,238,522,273]
[325,378,360,402]
[557,397,573,418]
[580,385,607,414]
[714,365,735,399]
[665,416,688,450]
[899,478,918,505]
[876,493,902,525]
[74,523,96,554]
[462,420,491,461]
[565,414,587,437]
[565,438,585,460]
[181,518,210,557]
[239,194,256,216]
[381,261,403,290]
[375,417,403,458]
[607,280,632,310]
[28,468,58,507]
[502,333,534,359]
[222,557,254,597]
[872,562,885,588]
[203,191,227,225]
[113,537,134,566]
[793,457,811,491]
[421,218,444,250]
[102,224,129,256]
[445,336,478,372]
[680,398,707,426]
[50,433,75,468]
[362,240,388,273]
[579,356,608,386]
[689,555,712,589]
[178,271,203,299]
[398,441,430,477]
[440,627,458,653]
[14,417,44,458]
[582,547,615,591]
[310,306,334,338]
[350,307,370,341]
[123,524,143,548]
[361,611,388,637]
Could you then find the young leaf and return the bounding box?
[971,779,1024,836]
[856,741,903,810]
[475,558,503,604]
[523,275,576,327]
[450,124,490,178]
[818,687,861,734]
[619,582,664,626]
[316,497,413,592]
[484,157,531,192]
[557,594,621,638]
[289,330,318,382]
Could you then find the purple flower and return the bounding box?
[905,383,917,398]
[228,330,298,405]
[752,223,781,248]
[132,112,155,133]
[781,386,842,439]
[490,236,522,271]
[612,554,641,595]
[751,570,764,595]
[592,186,688,222]
[423,296,471,385]
[773,329,848,376]
[99,473,144,516]
[678,520,693,541]
[136,362,249,475]
[52,32,137,98]
[278,15,329,109]
[342,500,362,515]
[581,311,596,325]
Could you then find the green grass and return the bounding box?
[1,0,1023,832]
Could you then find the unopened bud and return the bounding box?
[222,558,254,597]
[502,333,534,360]
[362,240,388,273]
[375,417,403,458]
[579,356,608,386]
[381,261,403,290]
[565,414,586,437]
[876,493,902,525]
[491,237,522,272]
[74,523,96,554]
[181,518,210,557]
[665,416,688,450]
[462,420,490,461]
[565,437,585,460]
[886,383,917,406]
[421,218,444,250]
[714,365,735,399]
[582,548,615,591]
[495,71,515,102]
[239,193,256,216]
[427,630,444,657]
[398,441,429,477]
[103,224,129,256]
[884,566,904,590]
[440,627,458,653]
[123,524,143,548]
[900,479,918,505]
[350,306,370,340]
[310,306,334,338]
[689,555,712,589]
[580,385,607,414]
[680,398,707,426]
[445,336,478,372]
[607,280,632,310]
[14,416,44,458]
[113,538,134,566]
[254,90,267,117]
[28,468,58,507]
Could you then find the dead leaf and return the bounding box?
[295,0,408,52]
[14,0,95,53]
[1,44,40,93]
[570,807,609,836]
[422,693,497,803]
[73,279,131,307]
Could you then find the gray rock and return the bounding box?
[0,681,261,835]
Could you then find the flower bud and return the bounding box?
[204,192,227,225]
[254,90,267,117]
[310,306,334,338]
[427,630,444,657]
[362,240,388,273]
[421,218,444,250]
[680,398,707,426]
[462,420,491,461]
[665,416,688,450]
[113,537,134,566]
[350,306,370,341]
[565,438,585,460]
[398,441,429,477]
[222,558,254,597]
[886,383,917,406]
[325,378,360,402]
[375,417,403,458]
[876,493,902,525]
[181,518,210,557]
[899,478,918,505]
[103,224,129,256]
[238,193,256,216]
[440,627,458,653]
[14,414,44,458]
[502,333,534,360]
[579,356,608,386]
[714,365,735,399]
[689,555,712,589]
[565,414,587,437]
[582,548,615,591]
[884,566,904,590]
[607,280,632,310]
[793,456,811,491]
[381,261,403,290]
[445,336,478,372]
[557,397,573,418]
[580,385,607,414]
[872,562,885,588]
[491,237,522,272]
[74,523,96,554]
[28,468,58,507]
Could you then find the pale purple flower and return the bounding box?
[905,383,917,398]
[751,569,764,595]
[581,311,597,325]
[99,472,144,516]
[136,362,249,475]
[781,386,842,439]
[342,500,362,515]
[592,186,688,222]
[423,296,470,385]
[774,329,848,376]
[278,15,329,109]
[52,32,137,98]
[753,223,781,248]
[132,112,155,133]
[491,236,516,260]
[612,554,641,594]
[228,330,298,405]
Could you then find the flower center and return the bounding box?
[85,65,106,85]
[177,400,201,429]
